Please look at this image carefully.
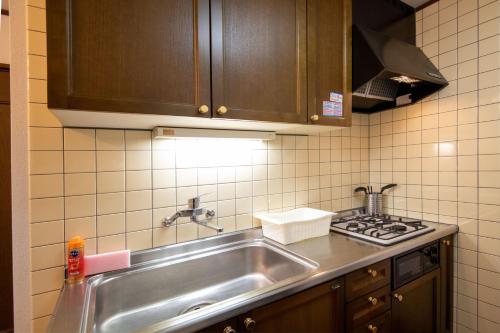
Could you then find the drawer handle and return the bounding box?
[367,268,378,277]
[368,324,378,333]
[244,317,256,331]
[393,293,404,302]
[223,326,236,333]
[368,296,378,306]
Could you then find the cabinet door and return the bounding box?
[210,0,307,123]
[0,103,13,331]
[47,0,211,117]
[241,278,344,333]
[440,237,454,333]
[392,269,441,333]
[307,0,352,126]
[197,317,239,333]
[0,70,9,103]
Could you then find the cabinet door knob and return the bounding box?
[310,114,319,121]
[243,317,256,331]
[217,106,228,115]
[198,105,209,114]
[368,296,378,306]
[368,324,378,333]
[367,268,378,277]
[442,239,451,246]
[223,326,236,333]
[393,293,403,302]
[331,283,341,291]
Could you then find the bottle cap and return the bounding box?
[69,236,85,248]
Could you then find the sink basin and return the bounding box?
[84,239,317,333]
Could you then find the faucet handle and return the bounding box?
[187,196,201,209]
[187,193,213,209]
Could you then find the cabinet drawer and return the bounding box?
[346,259,390,301]
[351,311,391,333]
[346,286,391,330]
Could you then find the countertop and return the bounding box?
[48,221,458,333]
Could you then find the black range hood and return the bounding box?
[352,1,448,112]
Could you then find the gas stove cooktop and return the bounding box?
[330,208,435,246]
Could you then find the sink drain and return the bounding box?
[179,301,216,315]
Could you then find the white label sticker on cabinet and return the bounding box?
[323,92,343,117]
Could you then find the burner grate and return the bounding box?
[330,213,434,245]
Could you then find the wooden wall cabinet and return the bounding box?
[47,0,212,118]
[307,0,352,126]
[210,0,308,124]
[47,0,352,127]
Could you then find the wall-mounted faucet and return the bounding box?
[162,195,223,232]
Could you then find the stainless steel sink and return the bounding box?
[83,239,318,333]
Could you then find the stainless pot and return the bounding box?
[354,184,397,215]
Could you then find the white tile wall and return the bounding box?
[28,123,369,330]
[370,1,500,332]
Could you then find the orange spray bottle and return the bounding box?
[67,236,85,283]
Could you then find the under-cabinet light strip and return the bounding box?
[152,127,276,141]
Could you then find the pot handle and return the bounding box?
[354,186,368,194]
[380,183,397,193]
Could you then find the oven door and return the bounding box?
[393,250,423,289]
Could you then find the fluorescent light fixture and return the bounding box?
[153,127,276,141]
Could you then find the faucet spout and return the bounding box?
[192,217,224,232]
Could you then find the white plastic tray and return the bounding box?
[254,208,336,245]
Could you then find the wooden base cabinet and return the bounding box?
[199,238,453,333]
[391,269,441,333]
[245,278,345,333]
[440,236,454,333]
[199,278,345,333]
